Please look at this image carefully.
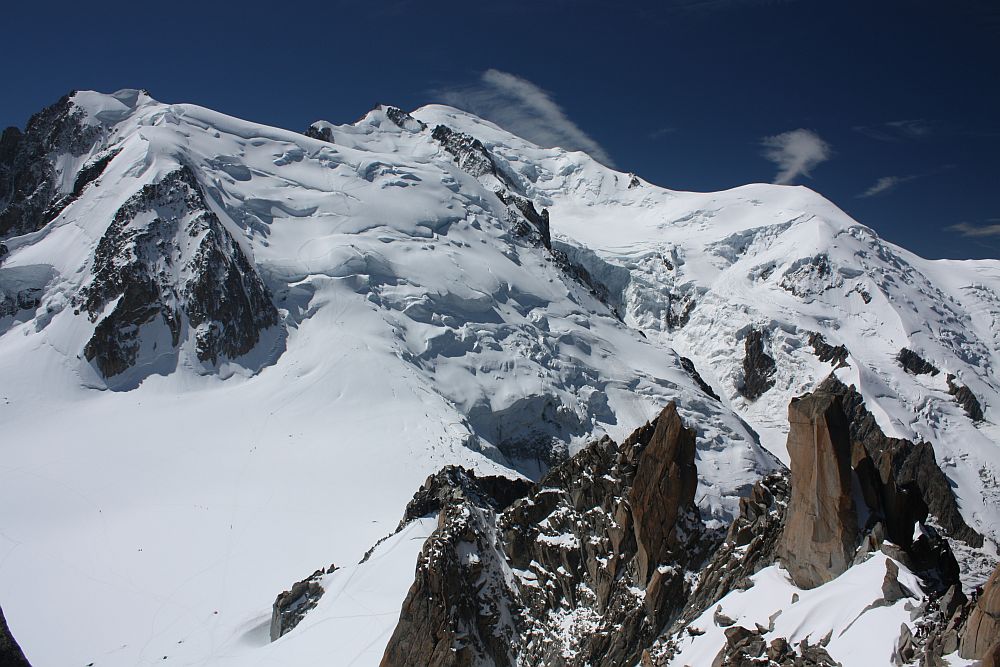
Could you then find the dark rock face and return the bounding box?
[778,391,860,589]
[897,348,940,376]
[808,332,849,368]
[496,190,551,250]
[304,125,334,143]
[739,328,776,401]
[380,403,709,667]
[947,374,984,422]
[0,92,104,239]
[431,125,501,181]
[679,356,720,401]
[0,605,30,666]
[818,375,983,548]
[79,166,279,378]
[270,566,334,641]
[432,124,556,252]
[378,105,426,132]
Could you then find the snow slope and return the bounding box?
[0,91,773,667]
[0,90,996,666]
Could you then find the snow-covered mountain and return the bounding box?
[0,90,997,666]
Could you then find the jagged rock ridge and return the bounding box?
[0,92,104,239]
[377,403,710,666]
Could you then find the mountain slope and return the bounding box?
[0,90,996,666]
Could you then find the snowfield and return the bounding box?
[0,90,997,666]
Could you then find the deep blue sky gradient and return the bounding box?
[3,0,998,258]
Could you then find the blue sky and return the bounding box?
[3,0,998,258]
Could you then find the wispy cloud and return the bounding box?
[437,69,616,167]
[854,119,936,142]
[858,174,920,198]
[648,126,676,140]
[947,220,1000,238]
[858,165,955,198]
[760,129,831,185]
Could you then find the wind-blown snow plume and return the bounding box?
[438,69,617,167]
[760,128,830,184]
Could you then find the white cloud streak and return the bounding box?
[947,221,1000,238]
[858,174,920,198]
[760,129,831,185]
[437,69,616,167]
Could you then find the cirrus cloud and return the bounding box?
[760,128,831,185]
[858,174,920,198]
[946,220,1000,238]
[436,69,616,167]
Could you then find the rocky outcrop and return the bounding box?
[380,469,524,667]
[304,125,334,143]
[0,605,31,666]
[808,332,849,368]
[947,374,984,422]
[379,403,711,667]
[777,390,859,588]
[431,125,502,181]
[628,404,700,585]
[818,375,982,547]
[775,377,976,589]
[710,625,839,667]
[897,348,940,376]
[379,105,426,132]
[396,465,532,531]
[496,190,551,249]
[680,356,721,401]
[79,166,279,377]
[270,565,335,641]
[960,562,1000,660]
[1,92,104,239]
[739,328,776,401]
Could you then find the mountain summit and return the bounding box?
[0,90,997,666]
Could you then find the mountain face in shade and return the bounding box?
[0,90,997,666]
